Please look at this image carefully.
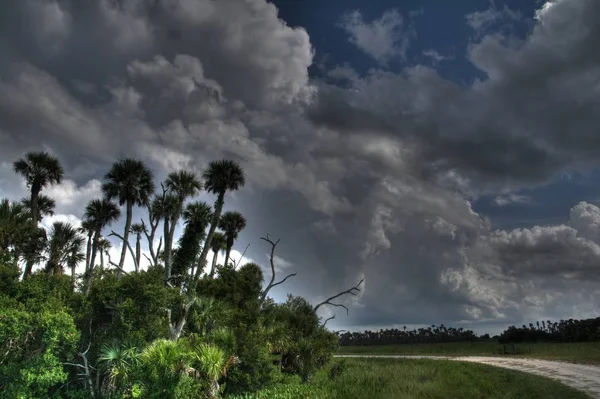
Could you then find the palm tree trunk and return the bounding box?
[163,218,171,282]
[209,250,219,278]
[71,263,76,290]
[85,233,92,273]
[117,201,133,275]
[100,249,105,271]
[23,189,40,279]
[30,189,39,227]
[135,236,141,272]
[195,192,225,282]
[84,230,101,296]
[164,202,182,282]
[224,241,232,269]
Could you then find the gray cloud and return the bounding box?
[339,9,413,65]
[1,0,600,333]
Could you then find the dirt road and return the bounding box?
[336,355,600,398]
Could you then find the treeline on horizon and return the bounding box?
[338,317,600,346]
[0,151,361,398]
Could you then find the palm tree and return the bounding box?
[13,151,64,277]
[152,193,180,267]
[208,232,226,278]
[83,198,121,295]
[218,211,246,269]
[172,201,212,280]
[0,199,31,259]
[163,170,202,280]
[66,241,85,288]
[79,219,95,273]
[130,223,145,272]
[194,160,245,281]
[46,221,84,276]
[13,152,63,227]
[97,238,112,271]
[20,194,56,221]
[102,158,155,272]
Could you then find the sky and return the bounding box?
[1,0,600,335]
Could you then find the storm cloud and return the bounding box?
[1,0,599,333]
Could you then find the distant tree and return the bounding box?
[82,199,121,295]
[218,211,247,269]
[46,221,84,276]
[130,223,145,272]
[102,158,155,273]
[13,151,64,277]
[163,170,202,281]
[195,160,245,282]
[208,232,227,279]
[20,194,56,221]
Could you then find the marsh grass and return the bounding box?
[228,358,590,399]
[337,341,600,364]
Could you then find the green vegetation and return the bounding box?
[337,341,600,364]
[1,151,592,398]
[1,151,347,398]
[232,358,589,399]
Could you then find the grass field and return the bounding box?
[229,358,590,398]
[337,341,600,364]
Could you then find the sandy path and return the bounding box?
[335,355,600,398]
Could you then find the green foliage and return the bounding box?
[86,267,174,346]
[1,153,343,399]
[233,358,589,399]
[0,303,79,398]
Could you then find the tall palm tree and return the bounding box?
[97,238,112,271]
[83,199,121,295]
[46,221,84,276]
[208,232,226,278]
[0,199,45,273]
[218,211,246,269]
[13,152,63,227]
[66,241,85,288]
[153,193,180,267]
[13,151,64,277]
[102,158,155,272]
[194,160,245,281]
[130,223,145,272]
[20,194,56,221]
[79,219,95,273]
[163,170,202,281]
[172,201,212,280]
[0,199,30,257]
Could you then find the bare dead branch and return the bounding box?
[259,235,297,306]
[270,272,297,289]
[323,314,336,327]
[143,253,153,265]
[106,251,131,276]
[232,243,250,268]
[313,279,364,314]
[109,230,139,272]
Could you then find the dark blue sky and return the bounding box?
[273,0,537,83]
[271,0,600,230]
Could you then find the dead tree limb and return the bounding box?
[141,186,165,267]
[109,230,138,272]
[322,314,336,327]
[165,296,196,340]
[258,235,297,306]
[106,251,130,276]
[313,279,364,315]
[232,243,250,269]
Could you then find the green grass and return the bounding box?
[228,358,590,399]
[337,341,600,364]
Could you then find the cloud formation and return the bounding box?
[339,9,413,64]
[1,0,600,333]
